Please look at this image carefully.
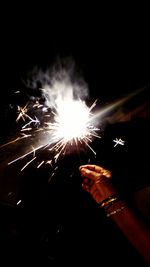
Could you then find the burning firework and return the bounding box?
[1,70,101,173]
[2,65,145,177]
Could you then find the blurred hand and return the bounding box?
[79,164,117,204]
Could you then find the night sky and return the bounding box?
[1,9,150,101]
[0,7,150,266]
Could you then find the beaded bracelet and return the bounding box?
[106,206,125,217]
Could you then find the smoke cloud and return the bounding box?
[25,58,89,108]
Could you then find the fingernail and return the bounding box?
[79,165,85,170]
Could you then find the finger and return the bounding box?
[80,165,104,173]
[80,164,103,172]
[101,169,112,178]
[82,183,90,192]
[79,165,111,178]
[80,168,101,181]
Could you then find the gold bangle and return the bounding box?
[99,195,119,209]
[106,206,125,217]
[100,197,118,208]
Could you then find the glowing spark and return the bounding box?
[21,128,32,131]
[8,145,43,165]
[17,200,22,205]
[113,138,125,147]
[16,104,28,122]
[21,156,36,171]
[16,104,40,130]
[0,134,31,148]
[83,139,97,155]
[46,160,52,166]
[48,172,55,182]
[22,116,40,129]
[37,161,44,168]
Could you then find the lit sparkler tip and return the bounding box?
[48,98,99,144]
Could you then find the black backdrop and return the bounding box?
[0,8,150,266]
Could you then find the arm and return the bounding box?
[79,164,150,266]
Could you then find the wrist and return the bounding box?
[97,184,118,203]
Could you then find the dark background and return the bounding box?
[1,5,150,101]
[0,6,150,266]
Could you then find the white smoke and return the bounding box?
[41,69,89,109]
[25,59,89,107]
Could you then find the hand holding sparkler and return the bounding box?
[79,164,117,204]
[79,164,150,266]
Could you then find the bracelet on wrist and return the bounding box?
[99,194,119,210]
[106,206,126,217]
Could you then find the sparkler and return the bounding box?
[1,74,101,174]
[1,69,146,176]
[0,67,146,181]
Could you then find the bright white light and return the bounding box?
[44,97,99,153]
[54,99,90,142]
